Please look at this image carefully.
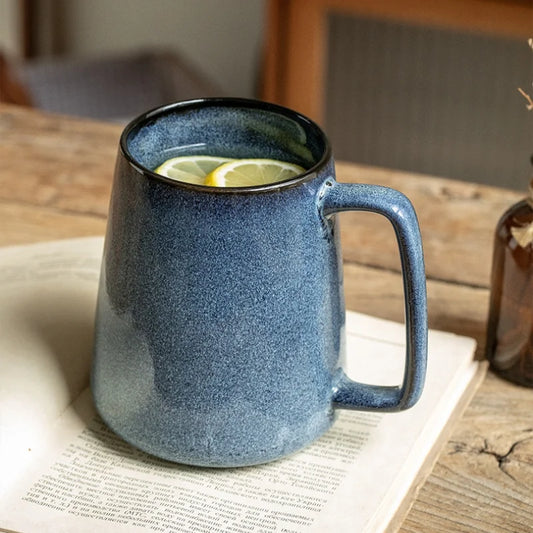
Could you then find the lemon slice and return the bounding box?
[154,155,234,185]
[205,158,305,188]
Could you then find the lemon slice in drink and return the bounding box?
[205,158,305,188]
[154,155,234,185]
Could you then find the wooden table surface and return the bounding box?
[2,103,532,532]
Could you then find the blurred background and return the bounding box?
[0,0,531,190]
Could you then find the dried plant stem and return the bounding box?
[518,87,533,111]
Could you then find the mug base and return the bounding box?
[93,394,335,468]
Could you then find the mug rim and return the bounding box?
[119,97,332,194]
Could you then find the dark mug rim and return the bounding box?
[119,97,332,193]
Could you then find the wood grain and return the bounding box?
[335,162,523,288]
[402,372,533,533]
[1,201,106,244]
[1,103,532,532]
[344,262,490,359]
[0,105,117,216]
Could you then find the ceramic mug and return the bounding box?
[92,98,427,467]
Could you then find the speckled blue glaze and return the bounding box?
[92,98,427,467]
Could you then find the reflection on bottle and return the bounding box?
[486,179,533,387]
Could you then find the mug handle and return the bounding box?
[322,180,428,412]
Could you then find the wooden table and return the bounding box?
[1,103,532,532]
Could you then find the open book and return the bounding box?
[0,238,483,533]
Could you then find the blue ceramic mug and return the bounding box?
[92,98,427,467]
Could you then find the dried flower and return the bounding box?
[518,38,533,111]
[518,88,533,111]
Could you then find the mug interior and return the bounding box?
[122,98,330,187]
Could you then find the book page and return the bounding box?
[0,237,103,495]
[0,238,479,533]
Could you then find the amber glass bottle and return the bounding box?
[486,178,533,386]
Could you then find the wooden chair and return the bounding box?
[0,52,32,106]
[260,0,532,125]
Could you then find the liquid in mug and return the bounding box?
[153,148,306,188]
